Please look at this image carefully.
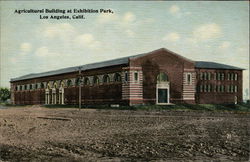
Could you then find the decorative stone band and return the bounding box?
[122,67,143,105]
[183,71,196,100]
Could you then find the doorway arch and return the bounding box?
[156,72,170,104]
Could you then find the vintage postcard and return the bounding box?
[0,1,249,161]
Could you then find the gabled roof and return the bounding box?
[195,61,244,70]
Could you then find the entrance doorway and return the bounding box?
[158,88,169,103]
[156,72,170,105]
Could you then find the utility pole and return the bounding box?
[78,66,82,110]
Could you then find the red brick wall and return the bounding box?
[130,49,195,104]
[196,69,243,104]
[11,65,126,105]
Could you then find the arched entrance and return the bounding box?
[156,72,170,104]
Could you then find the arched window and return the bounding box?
[29,84,32,90]
[103,75,110,83]
[20,85,23,91]
[67,80,72,87]
[53,82,58,89]
[35,84,38,89]
[157,72,168,83]
[60,81,65,88]
[93,76,100,85]
[84,77,90,86]
[75,78,81,86]
[41,83,44,89]
[15,86,18,91]
[114,73,122,82]
[46,83,50,89]
[24,85,27,90]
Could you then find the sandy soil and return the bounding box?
[0,106,249,161]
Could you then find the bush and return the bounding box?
[0,87,10,102]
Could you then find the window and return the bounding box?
[75,78,81,86]
[207,84,211,92]
[200,73,203,80]
[93,76,100,85]
[227,73,230,80]
[103,75,110,83]
[208,73,211,80]
[67,80,73,87]
[53,83,57,89]
[230,85,234,93]
[134,72,138,82]
[187,73,192,85]
[15,86,18,91]
[221,73,225,80]
[124,72,128,82]
[114,73,121,82]
[234,85,237,92]
[221,85,224,92]
[157,72,168,83]
[84,78,90,85]
[35,84,38,89]
[200,85,203,92]
[227,85,230,92]
[234,73,238,80]
[204,72,207,80]
[217,73,221,80]
[41,83,44,89]
[230,73,234,80]
[204,85,207,92]
[24,85,27,90]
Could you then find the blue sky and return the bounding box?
[0,1,249,99]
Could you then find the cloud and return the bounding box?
[20,43,32,53]
[35,46,59,57]
[219,41,231,49]
[123,12,136,23]
[74,34,101,49]
[163,32,180,42]
[169,5,180,14]
[97,13,118,23]
[193,23,221,41]
[43,23,76,39]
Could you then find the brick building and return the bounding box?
[10,48,244,106]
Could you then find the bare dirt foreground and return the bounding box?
[0,106,249,161]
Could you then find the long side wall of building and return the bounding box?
[195,69,243,104]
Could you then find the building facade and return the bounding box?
[10,48,244,106]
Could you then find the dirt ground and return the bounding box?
[0,106,249,161]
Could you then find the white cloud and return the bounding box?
[43,23,76,39]
[193,23,221,41]
[219,41,231,49]
[20,43,32,53]
[74,34,101,49]
[169,5,180,14]
[123,12,136,23]
[163,32,180,42]
[35,46,59,57]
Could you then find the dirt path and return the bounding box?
[0,107,249,161]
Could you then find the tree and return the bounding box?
[0,87,10,102]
